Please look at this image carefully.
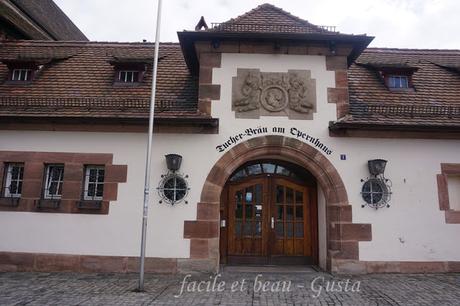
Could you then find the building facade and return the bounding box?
[0,4,459,274]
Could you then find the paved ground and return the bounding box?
[0,270,459,305]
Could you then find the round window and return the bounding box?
[158,173,189,205]
[361,178,389,208]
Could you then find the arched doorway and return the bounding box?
[183,135,372,273]
[220,160,318,265]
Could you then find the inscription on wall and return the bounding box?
[232,69,317,119]
[216,126,333,155]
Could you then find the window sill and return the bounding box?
[388,87,415,92]
[112,82,143,87]
[4,80,33,86]
[35,199,61,209]
[76,200,102,210]
[0,197,20,207]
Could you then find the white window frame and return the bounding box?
[44,165,64,199]
[388,75,409,88]
[11,69,32,81]
[84,166,105,201]
[3,163,24,198]
[118,70,139,83]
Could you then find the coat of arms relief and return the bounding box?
[232,69,317,119]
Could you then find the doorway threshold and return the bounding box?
[221,265,320,273]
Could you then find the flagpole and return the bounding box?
[138,0,162,292]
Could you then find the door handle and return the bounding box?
[271,217,274,229]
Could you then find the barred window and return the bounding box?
[84,166,105,200]
[44,165,64,199]
[3,163,24,198]
[11,69,33,81]
[118,70,139,83]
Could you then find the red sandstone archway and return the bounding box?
[184,135,372,273]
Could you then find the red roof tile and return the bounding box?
[0,40,201,119]
[209,3,337,34]
[342,48,460,127]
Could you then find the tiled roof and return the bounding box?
[343,48,460,127]
[10,0,88,41]
[0,40,201,119]
[209,3,337,34]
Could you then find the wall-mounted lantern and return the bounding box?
[165,154,182,172]
[368,159,387,177]
[361,159,391,210]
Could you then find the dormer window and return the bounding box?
[117,70,140,83]
[388,75,409,89]
[109,58,148,86]
[359,62,418,92]
[11,69,33,81]
[2,60,40,84]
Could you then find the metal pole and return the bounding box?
[138,0,162,292]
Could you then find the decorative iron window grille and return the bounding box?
[118,70,139,83]
[157,173,189,205]
[83,166,105,201]
[44,165,64,199]
[3,163,24,198]
[361,178,391,209]
[11,69,33,81]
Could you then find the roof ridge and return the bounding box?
[366,47,460,53]
[1,40,181,47]
[222,2,325,31]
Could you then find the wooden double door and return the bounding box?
[223,176,317,265]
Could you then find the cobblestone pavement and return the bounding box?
[0,271,459,305]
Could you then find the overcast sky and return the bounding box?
[54,0,459,49]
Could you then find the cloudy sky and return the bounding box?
[55,0,459,49]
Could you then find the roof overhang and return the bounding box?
[329,121,460,139]
[0,116,219,134]
[178,30,374,74]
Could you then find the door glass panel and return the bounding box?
[245,186,253,203]
[276,165,290,176]
[246,164,262,175]
[254,184,262,204]
[286,188,294,204]
[235,221,242,236]
[255,221,262,237]
[295,223,304,237]
[295,191,303,204]
[245,203,253,219]
[295,206,303,220]
[236,190,243,204]
[276,205,283,220]
[286,222,293,238]
[255,204,262,220]
[286,206,294,220]
[275,222,283,237]
[243,222,252,236]
[262,163,276,174]
[236,203,243,219]
[276,185,284,204]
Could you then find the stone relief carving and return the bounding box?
[232,69,316,119]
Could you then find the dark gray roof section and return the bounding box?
[10,0,88,41]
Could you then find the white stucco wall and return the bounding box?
[0,52,459,262]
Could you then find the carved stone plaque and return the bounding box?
[232,69,317,119]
